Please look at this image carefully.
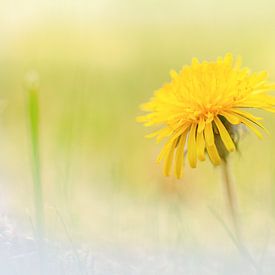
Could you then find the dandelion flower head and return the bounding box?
[137,53,275,178]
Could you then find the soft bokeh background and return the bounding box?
[1,0,275,274]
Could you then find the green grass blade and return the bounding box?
[25,72,44,240]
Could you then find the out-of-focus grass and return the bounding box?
[0,0,275,251]
[25,72,44,240]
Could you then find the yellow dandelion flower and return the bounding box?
[137,53,275,179]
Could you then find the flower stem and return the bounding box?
[221,160,240,241]
[221,160,261,273]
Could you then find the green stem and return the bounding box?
[221,160,240,241]
[27,83,44,240]
[221,160,261,273]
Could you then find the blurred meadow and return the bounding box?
[1,0,275,274]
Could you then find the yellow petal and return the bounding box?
[204,121,214,145]
[156,125,190,163]
[157,139,173,163]
[188,123,197,168]
[170,70,178,79]
[156,128,174,143]
[197,117,206,133]
[239,117,263,139]
[224,53,233,65]
[206,143,221,166]
[220,111,240,125]
[233,109,262,121]
[164,139,177,176]
[214,117,236,152]
[230,112,264,139]
[145,128,167,139]
[243,121,263,139]
[145,127,173,143]
[233,109,268,134]
[196,130,206,161]
[192,57,200,68]
[175,131,188,179]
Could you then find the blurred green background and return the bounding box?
[0,0,275,250]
